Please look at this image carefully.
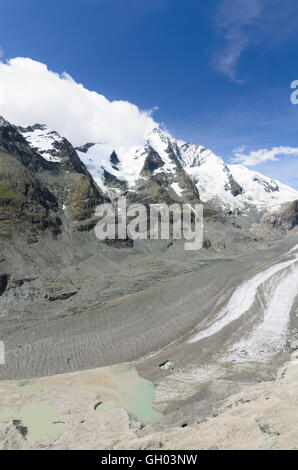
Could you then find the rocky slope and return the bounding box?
[0,117,107,242]
[0,115,298,380]
[262,199,298,232]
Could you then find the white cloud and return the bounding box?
[213,0,268,81]
[0,57,158,149]
[233,145,246,153]
[231,146,298,166]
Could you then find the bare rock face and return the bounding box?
[225,174,243,197]
[0,273,9,296]
[262,200,298,232]
[0,421,27,450]
[0,118,107,242]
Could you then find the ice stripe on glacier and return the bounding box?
[188,247,298,344]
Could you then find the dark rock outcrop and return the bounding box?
[0,118,107,240]
[263,200,298,232]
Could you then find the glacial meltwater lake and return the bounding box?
[0,363,160,443]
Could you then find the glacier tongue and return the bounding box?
[188,244,298,364]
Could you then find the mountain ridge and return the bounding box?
[73,124,298,213]
[1,114,295,216]
[1,113,298,241]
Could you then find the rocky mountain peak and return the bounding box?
[24,123,48,131]
[0,119,107,242]
[146,128,176,159]
[252,175,279,193]
[110,150,120,168]
[0,115,12,127]
[75,142,95,154]
[18,124,64,163]
[149,127,169,141]
[3,115,298,216]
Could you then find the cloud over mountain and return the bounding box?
[0,57,158,149]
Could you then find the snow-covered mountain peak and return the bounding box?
[147,128,226,172]
[75,128,298,212]
[19,124,64,162]
[8,115,298,214]
[149,127,169,141]
[146,127,173,153]
[227,164,298,211]
[179,143,207,166]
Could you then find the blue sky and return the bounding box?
[1,0,298,187]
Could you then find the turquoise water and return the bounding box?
[0,364,160,445]
[0,403,66,442]
[19,403,66,442]
[72,364,161,423]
